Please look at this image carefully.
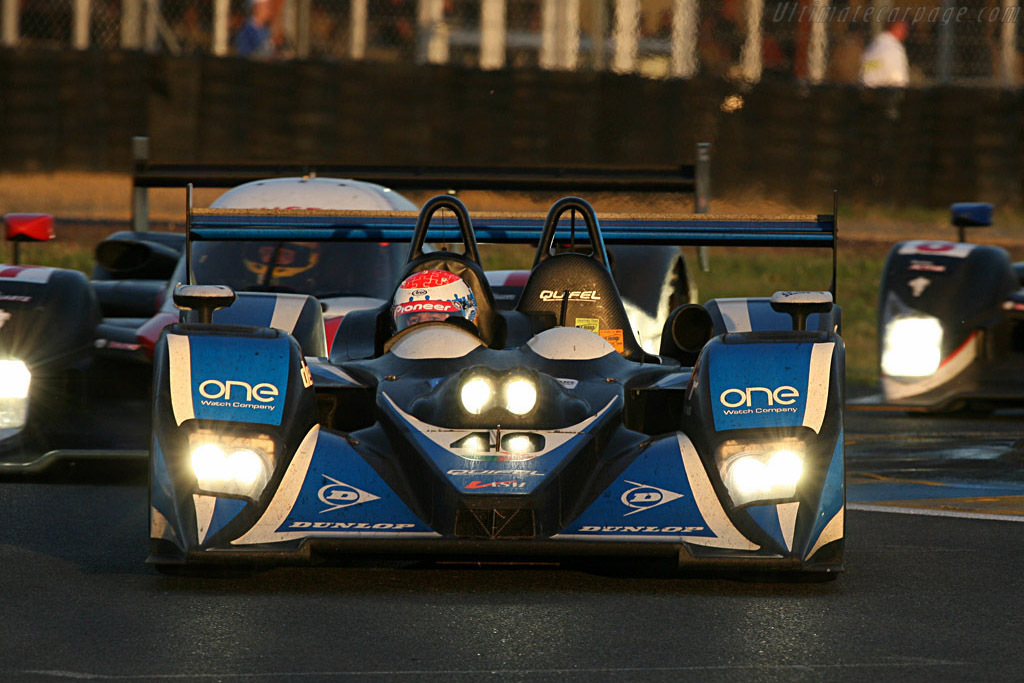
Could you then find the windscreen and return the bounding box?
[191,240,409,300]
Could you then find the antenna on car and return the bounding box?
[830,189,838,304]
[185,183,194,286]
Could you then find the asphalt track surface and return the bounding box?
[2,403,1023,682]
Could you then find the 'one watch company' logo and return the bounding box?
[198,379,279,410]
[719,385,800,415]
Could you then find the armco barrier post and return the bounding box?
[696,141,711,271]
[132,136,149,232]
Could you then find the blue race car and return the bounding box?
[148,195,845,574]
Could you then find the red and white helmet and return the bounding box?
[391,270,478,332]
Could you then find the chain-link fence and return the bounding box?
[2,0,1021,86]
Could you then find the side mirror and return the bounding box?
[4,214,55,265]
[173,284,236,324]
[951,202,993,242]
[769,291,833,332]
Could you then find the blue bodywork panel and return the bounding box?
[563,435,716,539]
[707,342,815,431]
[274,429,431,534]
[188,335,291,426]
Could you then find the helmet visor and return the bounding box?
[392,300,466,331]
[242,242,319,278]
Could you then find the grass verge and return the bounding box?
[690,244,888,388]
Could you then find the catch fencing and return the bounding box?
[1,50,1021,208]
[2,0,1022,88]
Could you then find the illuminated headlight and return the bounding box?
[449,432,545,457]
[503,434,533,453]
[503,378,537,415]
[717,439,805,506]
[0,360,31,430]
[458,372,541,417]
[460,377,493,415]
[881,315,943,377]
[451,433,490,453]
[501,432,544,455]
[0,360,31,399]
[188,431,275,500]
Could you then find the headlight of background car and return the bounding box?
[459,374,538,416]
[0,360,31,430]
[188,430,275,500]
[716,438,805,507]
[881,315,943,377]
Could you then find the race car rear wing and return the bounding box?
[129,136,710,231]
[183,197,839,298]
[187,209,835,246]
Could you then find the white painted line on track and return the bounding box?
[850,503,1024,522]
[21,659,967,679]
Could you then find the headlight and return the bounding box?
[188,431,275,500]
[460,377,493,415]
[0,360,31,430]
[501,432,544,455]
[460,375,539,417]
[449,431,545,457]
[881,315,943,377]
[0,360,31,399]
[451,433,490,453]
[503,377,537,415]
[503,434,533,454]
[717,439,805,506]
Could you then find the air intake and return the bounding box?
[455,508,536,539]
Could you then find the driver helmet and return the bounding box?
[391,270,478,332]
[243,242,320,279]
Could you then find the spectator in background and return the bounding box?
[374,0,416,59]
[234,0,280,58]
[698,2,743,78]
[860,20,910,87]
[178,1,211,54]
[828,25,866,84]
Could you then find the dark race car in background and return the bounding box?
[149,194,845,575]
[870,202,1024,411]
[0,177,417,469]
